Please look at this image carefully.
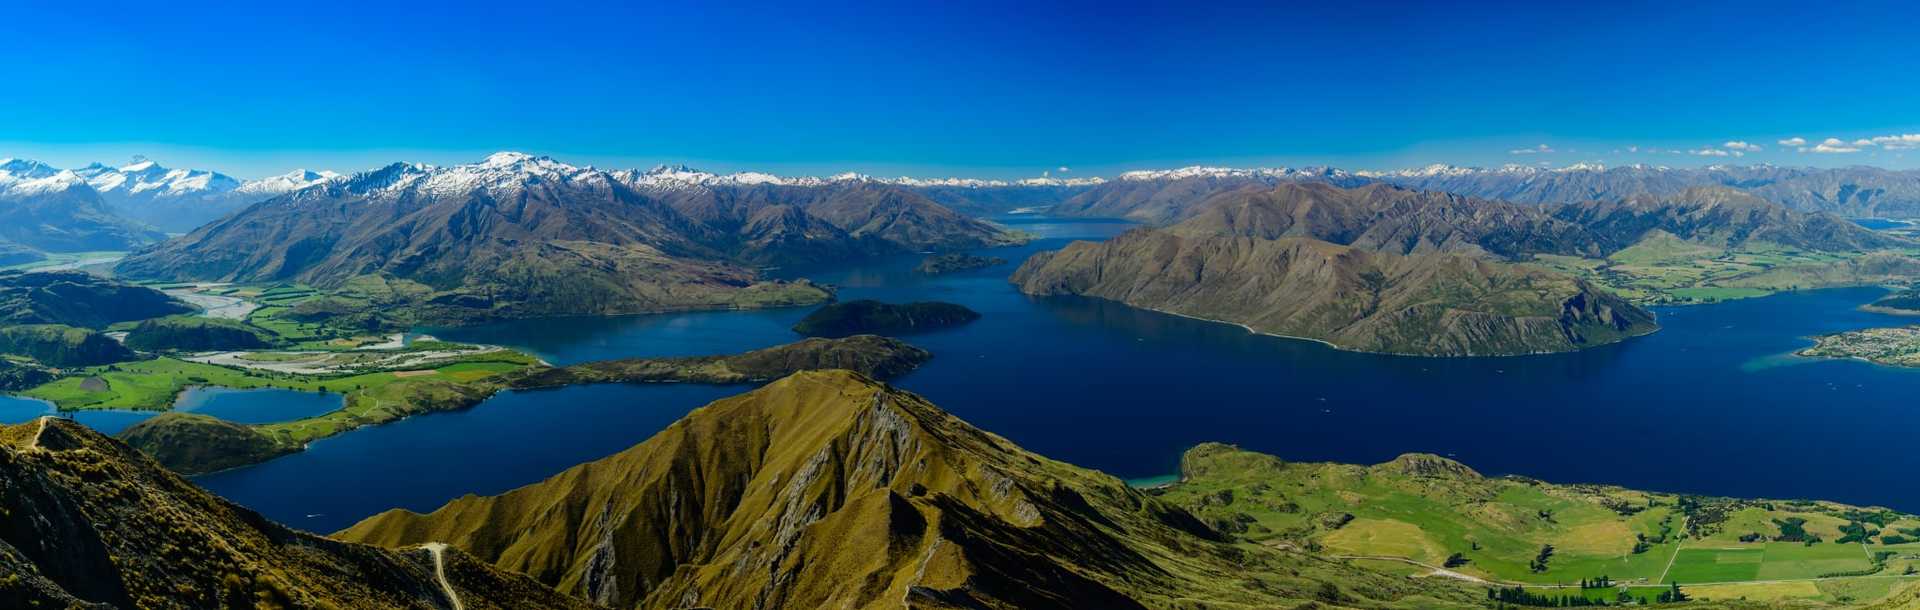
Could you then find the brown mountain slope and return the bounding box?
[1049,169,1366,224]
[0,417,596,610]
[634,179,1026,263]
[1551,185,1912,252]
[1012,230,1655,356]
[338,370,1482,609]
[1166,182,1608,257]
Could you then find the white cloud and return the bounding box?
[1870,134,1920,150]
[1778,137,1807,147]
[1853,138,1875,147]
[1508,144,1553,155]
[1626,145,1639,153]
[1723,141,1762,152]
[1689,147,1735,157]
[1056,166,1071,173]
[1811,137,1862,153]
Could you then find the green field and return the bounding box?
[1159,444,1920,606]
[21,352,531,412]
[1527,241,1920,306]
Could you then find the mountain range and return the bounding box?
[0,160,165,253]
[114,153,1024,322]
[0,157,340,235]
[1013,181,1905,355]
[1053,163,1920,223]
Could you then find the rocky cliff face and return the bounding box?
[339,371,1476,609]
[1012,230,1656,356]
[0,418,596,609]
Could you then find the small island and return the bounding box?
[1799,326,1920,367]
[791,300,981,337]
[914,252,1007,274]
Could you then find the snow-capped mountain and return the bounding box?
[0,156,353,235]
[1359,163,1920,217]
[66,159,266,231]
[232,169,342,196]
[0,164,165,252]
[0,159,61,182]
[74,158,242,199]
[1113,165,1357,182]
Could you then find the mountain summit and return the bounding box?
[340,370,1473,609]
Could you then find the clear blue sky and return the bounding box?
[5,0,1920,178]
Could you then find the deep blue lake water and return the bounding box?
[1851,218,1915,230]
[0,387,345,435]
[23,215,1920,533]
[174,387,344,424]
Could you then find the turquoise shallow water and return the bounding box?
[19,215,1920,533]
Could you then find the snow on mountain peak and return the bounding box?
[0,158,60,182]
[481,151,541,166]
[235,169,345,195]
[1115,166,1332,182]
[3,170,88,196]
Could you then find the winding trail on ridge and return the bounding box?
[421,542,464,610]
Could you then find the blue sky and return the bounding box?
[5,1,1920,178]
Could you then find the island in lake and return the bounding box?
[914,252,1007,274]
[791,299,981,337]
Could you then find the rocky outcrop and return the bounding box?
[1374,453,1483,480]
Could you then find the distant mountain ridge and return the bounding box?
[1046,163,1920,222]
[1012,180,1912,356]
[0,161,165,252]
[114,153,1030,322]
[1364,163,1920,218]
[117,153,837,322]
[1,157,342,232]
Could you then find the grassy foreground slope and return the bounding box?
[339,371,1489,610]
[0,418,597,609]
[1158,443,1920,606]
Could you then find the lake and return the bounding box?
[0,386,344,435]
[47,215,1920,532]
